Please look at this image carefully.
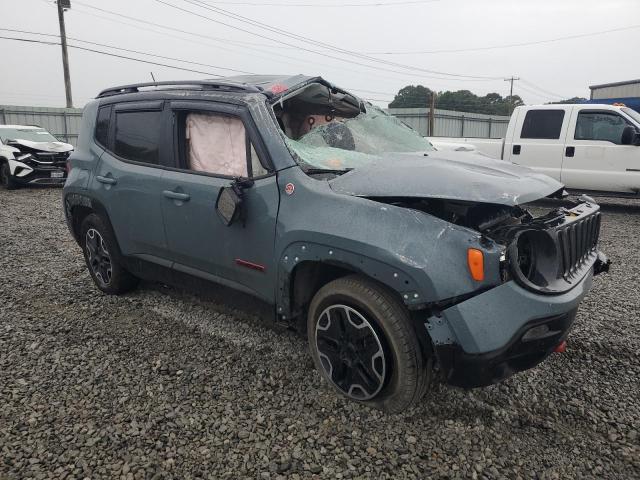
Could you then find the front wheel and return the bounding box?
[0,162,18,190]
[307,275,431,413]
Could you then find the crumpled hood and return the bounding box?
[8,139,73,153]
[328,151,564,206]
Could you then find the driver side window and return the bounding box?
[575,111,629,144]
[178,111,268,177]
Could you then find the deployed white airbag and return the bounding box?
[186,113,247,177]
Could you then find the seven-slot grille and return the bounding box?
[557,212,601,280]
[33,151,70,164]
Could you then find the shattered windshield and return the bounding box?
[0,128,59,143]
[272,80,434,172]
[287,106,434,171]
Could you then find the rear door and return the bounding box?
[92,101,172,263]
[505,107,568,181]
[161,101,279,302]
[561,108,640,193]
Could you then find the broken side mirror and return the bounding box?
[216,186,242,226]
[215,177,254,226]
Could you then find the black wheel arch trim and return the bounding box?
[64,193,114,245]
[277,241,424,320]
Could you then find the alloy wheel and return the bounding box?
[85,228,112,286]
[315,304,387,400]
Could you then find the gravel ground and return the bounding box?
[0,187,639,480]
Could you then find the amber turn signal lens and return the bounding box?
[467,248,484,281]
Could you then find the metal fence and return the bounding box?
[0,105,84,146]
[387,107,510,138]
[0,104,510,146]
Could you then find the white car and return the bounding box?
[0,125,73,190]
[430,104,640,197]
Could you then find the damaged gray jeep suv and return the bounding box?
[64,76,609,413]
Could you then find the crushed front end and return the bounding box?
[5,141,71,186]
[425,199,609,388]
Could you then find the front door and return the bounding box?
[561,109,640,193]
[161,101,279,302]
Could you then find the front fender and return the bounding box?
[274,167,504,316]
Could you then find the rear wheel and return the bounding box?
[80,213,139,294]
[0,162,18,190]
[307,275,431,413]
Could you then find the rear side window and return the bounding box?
[114,110,163,164]
[575,111,629,144]
[520,110,565,139]
[95,106,111,147]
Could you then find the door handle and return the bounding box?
[512,145,521,155]
[96,175,117,185]
[565,146,575,157]
[163,190,190,201]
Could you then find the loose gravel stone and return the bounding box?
[1,188,639,479]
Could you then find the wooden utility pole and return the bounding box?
[57,0,73,108]
[504,76,519,113]
[428,91,436,136]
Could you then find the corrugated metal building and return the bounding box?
[386,108,509,138]
[0,105,83,146]
[589,79,640,100]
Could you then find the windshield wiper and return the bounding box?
[303,167,353,176]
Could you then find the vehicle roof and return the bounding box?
[96,75,328,100]
[519,103,625,109]
[0,125,43,129]
[221,74,316,91]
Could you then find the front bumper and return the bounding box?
[9,158,66,185]
[426,268,594,388]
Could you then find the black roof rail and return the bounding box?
[97,80,263,98]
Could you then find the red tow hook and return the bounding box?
[553,340,567,353]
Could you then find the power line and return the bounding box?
[70,1,276,49]
[152,0,503,80]
[520,79,568,100]
[197,0,439,6]
[515,85,555,102]
[70,0,490,83]
[0,35,223,76]
[65,3,417,85]
[0,27,254,74]
[364,23,640,54]
[183,0,504,79]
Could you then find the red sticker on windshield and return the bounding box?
[285,183,295,195]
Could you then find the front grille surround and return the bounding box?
[557,212,601,281]
[507,202,601,295]
[32,151,70,165]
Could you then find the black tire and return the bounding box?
[80,213,139,294]
[0,161,19,190]
[307,275,431,413]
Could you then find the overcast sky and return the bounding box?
[0,0,638,109]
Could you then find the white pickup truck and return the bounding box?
[429,103,640,197]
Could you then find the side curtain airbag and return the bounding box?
[186,113,247,177]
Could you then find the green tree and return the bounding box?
[549,97,588,104]
[388,85,523,115]
[388,85,432,108]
